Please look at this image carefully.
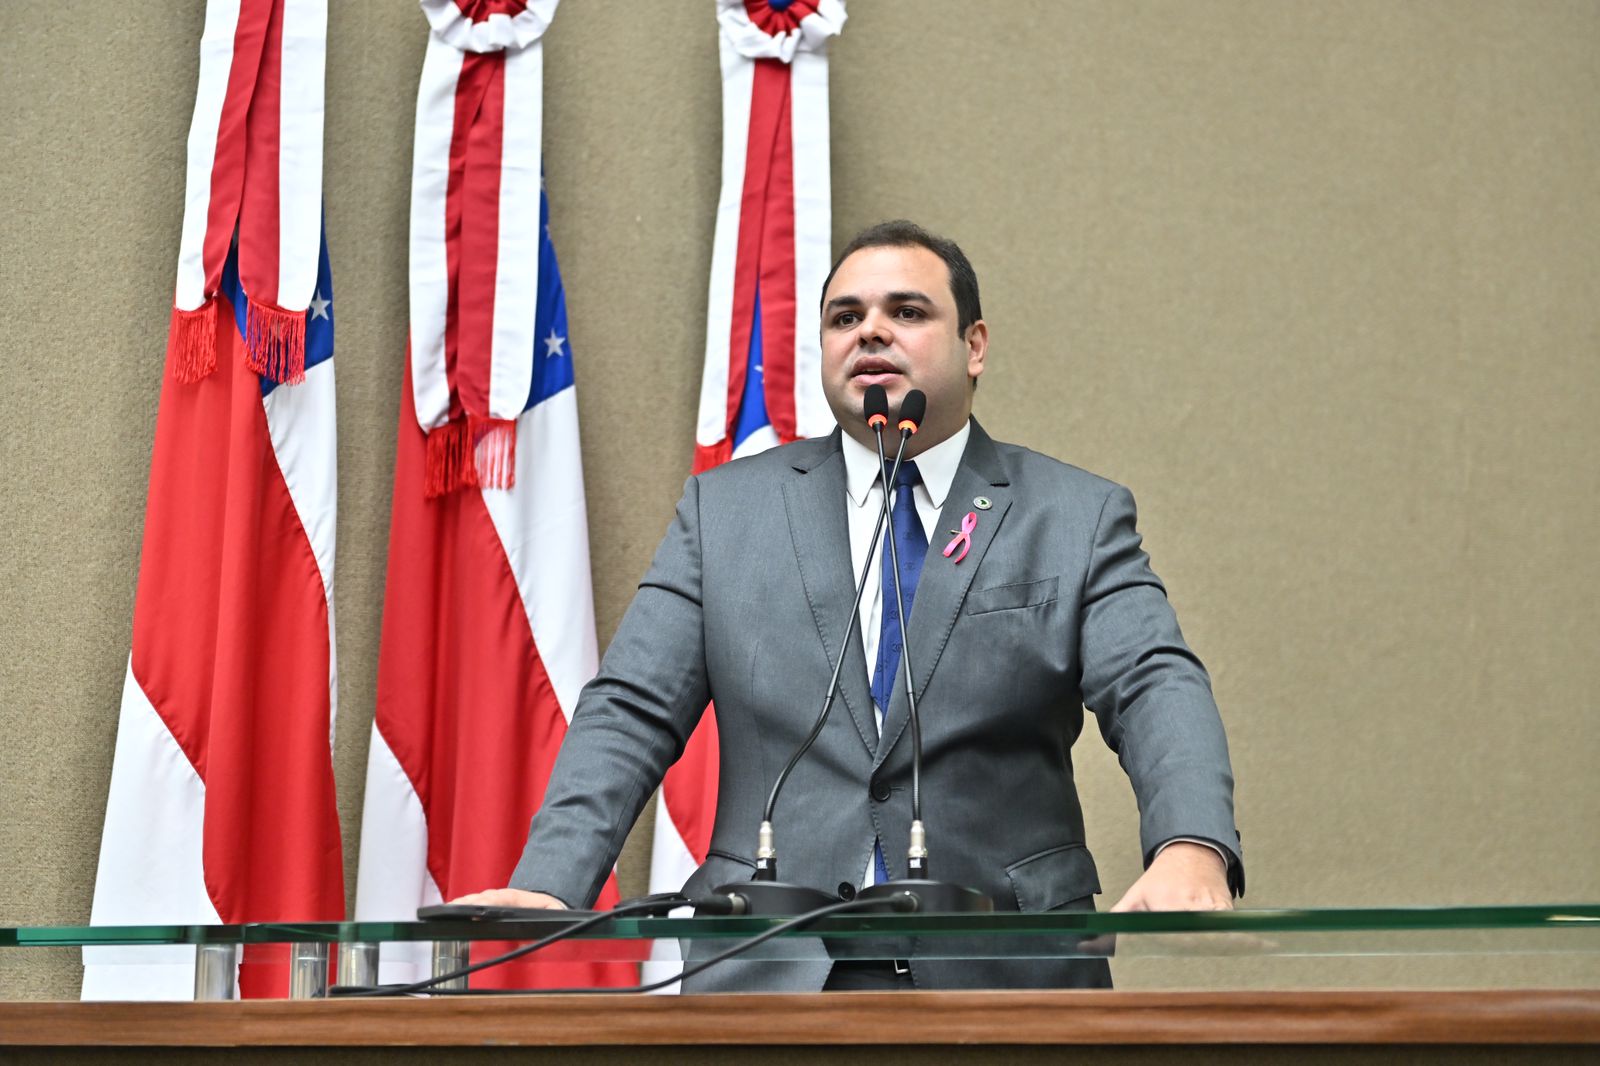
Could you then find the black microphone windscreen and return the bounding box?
[862,384,889,423]
[897,390,928,430]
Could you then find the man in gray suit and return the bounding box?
[458,221,1243,990]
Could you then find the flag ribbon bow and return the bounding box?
[691,0,847,472]
[166,0,327,387]
[409,0,559,496]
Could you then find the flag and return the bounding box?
[353,0,633,990]
[645,0,846,987]
[84,233,342,1001]
[85,0,336,1001]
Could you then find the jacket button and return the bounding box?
[837,882,856,900]
[871,778,891,802]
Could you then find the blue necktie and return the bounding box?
[871,460,926,883]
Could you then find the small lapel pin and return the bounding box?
[973,496,992,511]
[943,511,978,564]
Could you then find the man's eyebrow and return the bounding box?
[822,290,935,313]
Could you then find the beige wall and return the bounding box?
[2,2,1596,999]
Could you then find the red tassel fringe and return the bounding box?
[168,300,218,383]
[244,294,307,385]
[424,419,477,498]
[423,416,519,498]
[471,416,517,491]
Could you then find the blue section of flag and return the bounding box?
[218,220,335,398]
[731,285,771,449]
[302,234,335,377]
[526,184,576,411]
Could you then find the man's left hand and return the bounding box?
[1109,841,1233,912]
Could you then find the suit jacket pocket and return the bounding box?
[1004,843,1101,912]
[965,576,1059,616]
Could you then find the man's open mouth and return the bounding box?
[851,357,902,380]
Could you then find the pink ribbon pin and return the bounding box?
[943,511,978,564]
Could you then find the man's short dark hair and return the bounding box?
[820,220,983,336]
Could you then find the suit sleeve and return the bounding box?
[510,475,713,906]
[1078,484,1245,895]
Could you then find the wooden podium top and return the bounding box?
[3,990,1597,1047]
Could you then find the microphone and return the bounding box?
[895,389,926,437]
[864,389,991,913]
[870,389,929,877]
[714,384,901,915]
[865,383,890,433]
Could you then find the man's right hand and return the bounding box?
[448,888,567,909]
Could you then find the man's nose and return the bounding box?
[857,308,893,347]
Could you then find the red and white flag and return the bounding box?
[84,0,339,1002]
[353,0,634,990]
[645,0,845,987]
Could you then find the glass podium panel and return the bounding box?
[9,903,1599,954]
[6,904,1597,1000]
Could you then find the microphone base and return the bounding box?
[857,879,994,914]
[709,880,839,916]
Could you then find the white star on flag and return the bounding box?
[544,329,566,358]
[309,291,331,320]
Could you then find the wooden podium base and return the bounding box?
[2,990,1596,1055]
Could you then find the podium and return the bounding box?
[3,905,1597,1059]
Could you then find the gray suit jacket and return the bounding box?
[512,419,1242,990]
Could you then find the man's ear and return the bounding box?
[965,320,989,385]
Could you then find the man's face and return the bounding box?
[820,244,987,450]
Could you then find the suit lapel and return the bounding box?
[782,432,879,757]
[875,420,1012,770]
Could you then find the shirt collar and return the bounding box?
[842,419,972,510]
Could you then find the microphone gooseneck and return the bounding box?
[754,384,896,885]
[873,389,929,879]
[740,384,987,914]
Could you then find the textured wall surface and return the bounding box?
[2,1,1596,1000]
